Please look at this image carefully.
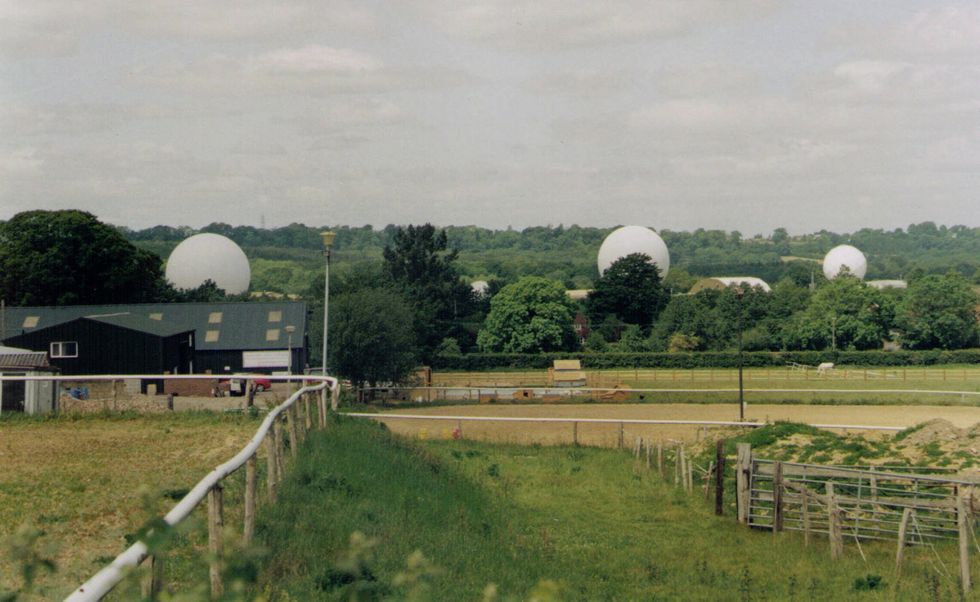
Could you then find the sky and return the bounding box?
[1,1,979,235]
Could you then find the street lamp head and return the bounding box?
[285,325,296,334]
[320,231,337,250]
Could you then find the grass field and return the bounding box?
[0,412,263,599]
[366,403,980,446]
[257,417,971,600]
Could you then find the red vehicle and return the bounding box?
[219,375,273,396]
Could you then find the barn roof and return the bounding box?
[1,301,307,351]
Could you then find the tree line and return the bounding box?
[1,211,978,387]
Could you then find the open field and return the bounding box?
[0,412,262,599]
[258,417,973,600]
[368,403,980,446]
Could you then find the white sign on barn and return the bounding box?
[242,350,289,369]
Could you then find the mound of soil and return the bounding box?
[901,419,966,447]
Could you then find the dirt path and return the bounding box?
[371,403,980,446]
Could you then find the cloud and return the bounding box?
[0,0,377,59]
[524,69,634,98]
[418,0,777,50]
[251,45,382,74]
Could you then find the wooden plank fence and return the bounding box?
[734,443,979,595]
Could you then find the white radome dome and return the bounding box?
[597,225,670,276]
[165,233,251,294]
[471,280,489,295]
[822,244,867,280]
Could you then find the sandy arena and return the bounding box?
[370,403,980,446]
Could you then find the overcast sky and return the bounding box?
[2,1,978,234]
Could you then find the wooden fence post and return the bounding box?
[802,490,811,546]
[646,441,652,470]
[715,440,725,516]
[141,554,164,600]
[895,507,912,575]
[572,421,578,446]
[244,455,257,544]
[208,484,224,598]
[736,443,751,524]
[827,483,843,560]
[773,461,784,533]
[618,423,624,449]
[958,492,972,595]
[287,405,300,459]
[266,427,279,502]
[657,441,664,477]
[274,417,286,478]
[674,446,681,486]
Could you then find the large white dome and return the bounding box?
[165,233,251,294]
[597,226,670,277]
[822,244,867,280]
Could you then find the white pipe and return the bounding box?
[344,412,905,432]
[66,375,338,602]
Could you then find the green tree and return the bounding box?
[586,253,668,331]
[897,273,978,349]
[0,210,171,305]
[615,324,649,352]
[785,275,887,350]
[382,224,472,358]
[584,331,608,352]
[476,277,575,353]
[328,288,417,387]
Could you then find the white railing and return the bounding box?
[363,385,980,398]
[346,412,905,431]
[4,373,345,601]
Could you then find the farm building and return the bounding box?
[0,345,58,415]
[689,277,772,294]
[0,301,307,375]
[3,314,194,378]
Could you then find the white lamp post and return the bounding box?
[320,231,336,412]
[285,324,295,391]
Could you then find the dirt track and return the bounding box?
[373,403,980,447]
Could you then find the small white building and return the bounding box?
[689,277,772,294]
[0,345,58,415]
[866,280,908,290]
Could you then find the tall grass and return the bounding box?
[258,417,966,600]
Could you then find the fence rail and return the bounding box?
[28,373,343,602]
[734,444,978,595]
[361,384,980,405]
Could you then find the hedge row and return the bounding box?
[431,349,980,371]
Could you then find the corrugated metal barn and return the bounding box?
[0,301,307,375]
[3,314,194,375]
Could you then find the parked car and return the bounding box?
[218,375,273,396]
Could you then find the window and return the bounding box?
[22,316,39,328]
[266,328,280,342]
[205,330,220,343]
[50,341,78,358]
[208,312,223,324]
[267,310,282,323]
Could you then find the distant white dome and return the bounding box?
[165,233,251,294]
[471,280,489,295]
[822,245,867,280]
[597,226,670,277]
